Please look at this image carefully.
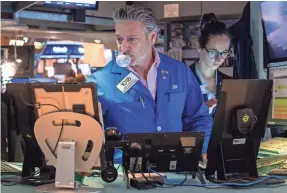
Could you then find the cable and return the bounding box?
[1,162,47,186]
[20,92,61,112]
[54,120,64,152]
[147,168,187,188]
[216,176,287,187]
[45,120,65,158]
[148,168,287,188]
[19,92,34,107]
[1,120,64,186]
[131,156,137,178]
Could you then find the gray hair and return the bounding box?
[113,5,158,36]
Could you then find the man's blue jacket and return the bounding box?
[87,53,213,154]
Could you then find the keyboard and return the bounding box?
[1,161,22,174]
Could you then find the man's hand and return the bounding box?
[202,153,208,162]
[199,153,208,169]
[205,98,217,108]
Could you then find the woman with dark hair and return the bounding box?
[190,13,232,116]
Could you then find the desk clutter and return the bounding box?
[259,138,287,155]
[1,161,22,174]
[257,138,287,176]
[1,81,287,191]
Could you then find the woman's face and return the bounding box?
[197,34,231,70]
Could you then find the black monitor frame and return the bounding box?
[5,83,55,181]
[206,79,273,180]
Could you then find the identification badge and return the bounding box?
[117,72,139,94]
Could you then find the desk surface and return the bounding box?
[2,174,287,193]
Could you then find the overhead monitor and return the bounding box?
[260,1,287,64]
[42,1,98,10]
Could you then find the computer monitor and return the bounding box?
[206,79,273,180]
[31,83,103,168]
[31,83,99,120]
[53,63,72,75]
[30,83,104,191]
[270,79,287,126]
[122,132,204,174]
[42,1,98,10]
[268,65,287,79]
[267,66,287,128]
[260,1,287,64]
[5,83,51,180]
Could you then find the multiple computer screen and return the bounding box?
[261,1,287,125]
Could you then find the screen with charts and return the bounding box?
[260,1,287,63]
[272,79,287,121]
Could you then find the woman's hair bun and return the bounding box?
[197,12,231,48]
[199,13,219,30]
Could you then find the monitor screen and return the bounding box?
[269,66,287,79]
[272,79,287,121]
[267,66,287,126]
[53,63,72,75]
[43,1,98,9]
[260,1,287,63]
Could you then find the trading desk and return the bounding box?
[2,174,286,193]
